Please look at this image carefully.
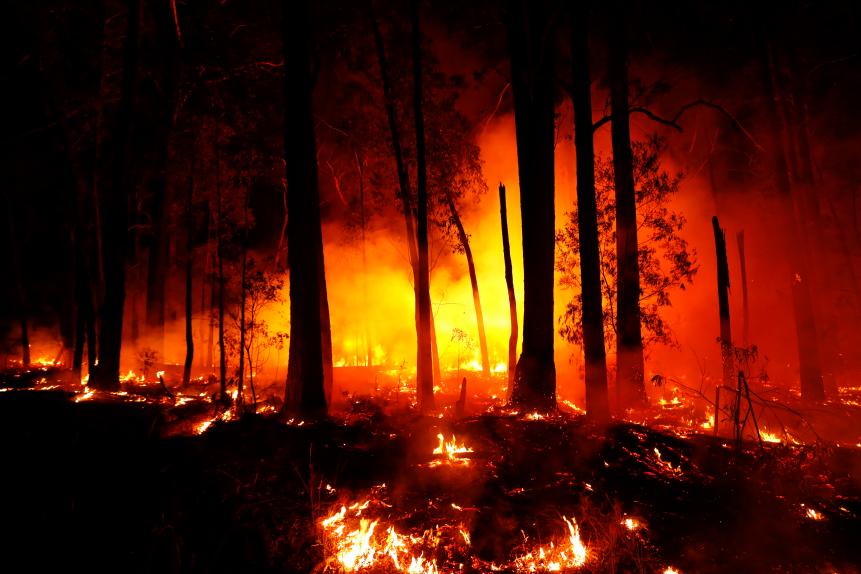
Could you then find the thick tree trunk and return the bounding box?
[608,4,647,408]
[760,42,825,401]
[712,217,734,389]
[411,0,434,411]
[571,6,609,422]
[91,0,141,390]
[182,138,195,386]
[283,0,331,415]
[443,190,490,378]
[507,0,556,409]
[499,184,518,392]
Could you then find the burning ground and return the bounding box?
[2,369,861,573]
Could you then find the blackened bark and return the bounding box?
[215,107,228,403]
[283,0,330,415]
[238,183,249,408]
[182,130,196,386]
[737,231,750,347]
[91,0,141,390]
[499,183,518,392]
[370,5,440,396]
[444,190,490,379]
[412,0,434,411]
[759,41,825,401]
[571,7,609,422]
[712,216,734,389]
[608,4,646,408]
[506,0,556,409]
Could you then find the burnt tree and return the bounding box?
[499,183,518,392]
[608,2,647,408]
[283,0,331,414]
[712,216,734,389]
[571,5,609,422]
[507,0,556,409]
[90,0,140,390]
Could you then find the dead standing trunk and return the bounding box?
[215,106,228,404]
[507,0,557,409]
[712,216,734,389]
[443,190,490,379]
[571,5,609,422]
[283,0,331,415]
[736,231,750,347]
[608,2,647,408]
[90,0,141,390]
[499,183,518,392]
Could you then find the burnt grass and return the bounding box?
[1,389,860,573]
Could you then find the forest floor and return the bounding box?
[1,367,861,573]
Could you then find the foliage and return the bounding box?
[556,135,698,352]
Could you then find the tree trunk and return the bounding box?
[608,3,647,408]
[411,0,434,411]
[370,5,439,401]
[443,190,490,378]
[283,0,331,415]
[215,106,228,403]
[238,186,248,409]
[182,134,195,386]
[499,183,518,392]
[759,41,825,401]
[506,0,556,409]
[713,216,734,389]
[91,0,141,390]
[736,231,750,347]
[571,6,609,422]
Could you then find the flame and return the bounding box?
[319,500,442,573]
[513,516,589,571]
[802,505,824,521]
[525,411,545,421]
[430,433,474,467]
[663,567,681,574]
[760,430,782,444]
[621,517,641,531]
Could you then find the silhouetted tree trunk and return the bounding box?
[283,0,331,415]
[571,6,609,422]
[91,0,141,390]
[182,128,196,386]
[370,4,440,398]
[6,198,30,367]
[608,3,647,408]
[443,190,490,378]
[759,41,825,401]
[713,216,734,389]
[499,183,518,392]
[737,231,750,347]
[506,0,556,409]
[238,178,249,409]
[412,0,434,411]
[215,105,228,403]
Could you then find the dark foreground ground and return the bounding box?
[1,386,860,573]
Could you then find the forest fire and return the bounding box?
[3,0,861,572]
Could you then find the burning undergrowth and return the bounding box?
[1,368,861,572]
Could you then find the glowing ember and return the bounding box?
[512,516,588,571]
[653,448,683,477]
[430,433,473,467]
[621,517,641,531]
[525,411,545,421]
